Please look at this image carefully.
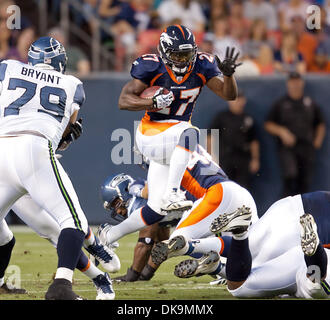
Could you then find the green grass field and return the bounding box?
[1,226,233,300]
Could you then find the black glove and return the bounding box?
[70,118,83,139]
[215,47,242,77]
[57,118,83,151]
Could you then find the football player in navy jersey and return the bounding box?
[117,25,242,231]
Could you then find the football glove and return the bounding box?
[151,88,174,110]
[215,47,242,77]
[57,118,83,151]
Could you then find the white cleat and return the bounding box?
[210,205,252,236]
[300,213,319,256]
[161,189,193,212]
[174,251,220,278]
[86,225,121,273]
[209,275,227,286]
[93,273,115,300]
[97,223,113,247]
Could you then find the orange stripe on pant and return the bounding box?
[176,183,223,229]
[218,237,224,255]
[80,259,91,272]
[138,116,179,136]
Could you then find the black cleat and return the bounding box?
[174,251,220,278]
[0,283,27,294]
[151,236,187,265]
[113,267,140,283]
[45,279,84,300]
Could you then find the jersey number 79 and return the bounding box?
[4,78,66,122]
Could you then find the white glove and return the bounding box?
[152,88,174,109]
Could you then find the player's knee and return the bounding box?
[138,237,155,246]
[0,220,14,246]
[178,128,199,152]
[59,215,88,236]
[35,223,60,245]
[227,282,250,298]
[142,205,165,223]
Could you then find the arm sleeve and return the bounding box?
[130,56,160,85]
[71,82,85,113]
[129,179,146,198]
[200,55,222,82]
[313,104,325,127]
[0,62,7,95]
[266,101,281,123]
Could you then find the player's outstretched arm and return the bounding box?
[118,79,154,111]
[207,47,241,101]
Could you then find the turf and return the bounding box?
[0,226,233,300]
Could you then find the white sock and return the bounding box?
[232,231,249,241]
[106,208,147,244]
[0,277,4,287]
[84,227,96,247]
[80,260,103,280]
[165,146,191,195]
[189,237,224,255]
[55,267,74,282]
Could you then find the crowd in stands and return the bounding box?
[1,0,330,74]
[76,0,330,73]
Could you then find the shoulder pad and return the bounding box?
[195,52,222,80]
[131,55,162,85]
[0,61,8,81]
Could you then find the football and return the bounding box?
[140,86,170,99]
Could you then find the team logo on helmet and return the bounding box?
[160,32,178,47]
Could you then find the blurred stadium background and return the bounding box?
[3,0,330,225]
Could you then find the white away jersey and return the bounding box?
[0,59,85,148]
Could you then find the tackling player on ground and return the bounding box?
[177,191,330,299]
[117,25,241,233]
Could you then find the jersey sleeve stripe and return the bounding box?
[150,73,163,86]
[196,73,206,85]
[0,63,8,81]
[48,141,82,231]
[73,83,86,107]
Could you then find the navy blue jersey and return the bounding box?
[301,191,330,246]
[181,145,229,202]
[131,52,222,121]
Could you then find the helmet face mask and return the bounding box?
[101,173,134,224]
[158,25,197,76]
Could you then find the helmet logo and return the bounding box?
[160,32,178,45]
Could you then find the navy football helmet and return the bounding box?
[158,25,198,76]
[101,173,134,224]
[28,36,67,74]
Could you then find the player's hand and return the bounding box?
[57,118,83,151]
[280,128,296,147]
[151,87,174,110]
[70,118,83,140]
[215,47,242,77]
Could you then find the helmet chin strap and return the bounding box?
[171,64,188,77]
